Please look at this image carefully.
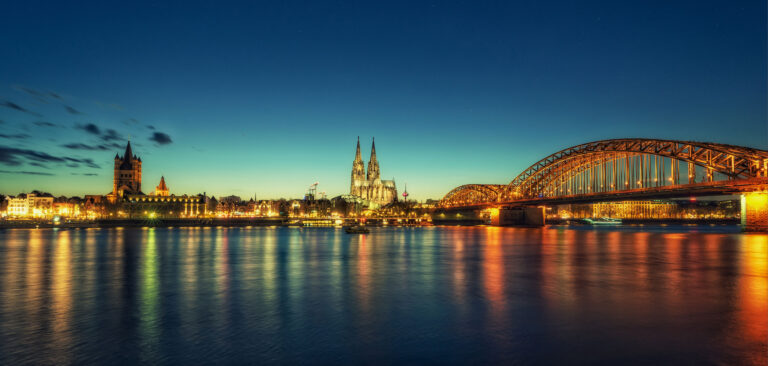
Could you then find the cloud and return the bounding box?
[64,105,85,115]
[146,125,155,130]
[123,118,140,126]
[149,132,173,145]
[101,129,123,142]
[13,85,49,103]
[0,146,100,168]
[71,172,98,176]
[0,170,54,176]
[48,91,62,100]
[76,123,101,135]
[34,121,60,128]
[61,142,123,151]
[62,143,108,151]
[0,100,42,116]
[0,133,30,140]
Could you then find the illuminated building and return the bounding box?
[123,194,205,218]
[4,193,54,218]
[108,141,142,202]
[94,142,206,218]
[350,137,397,206]
[154,176,169,196]
[53,202,80,217]
[554,199,740,220]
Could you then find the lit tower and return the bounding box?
[112,141,142,197]
[366,137,380,181]
[155,176,169,196]
[350,137,366,195]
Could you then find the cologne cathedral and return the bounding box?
[350,137,397,206]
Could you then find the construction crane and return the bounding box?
[306,182,319,200]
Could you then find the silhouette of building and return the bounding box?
[350,137,397,206]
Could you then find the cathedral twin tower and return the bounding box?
[350,137,397,206]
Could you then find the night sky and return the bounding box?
[0,1,765,200]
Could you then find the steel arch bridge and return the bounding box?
[440,138,768,207]
[440,184,506,207]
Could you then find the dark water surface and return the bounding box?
[0,226,765,365]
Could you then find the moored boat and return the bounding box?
[583,217,622,225]
[344,225,370,234]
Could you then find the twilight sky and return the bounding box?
[0,1,765,200]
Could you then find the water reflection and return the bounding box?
[0,226,764,365]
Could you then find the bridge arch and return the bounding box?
[503,139,768,199]
[440,184,505,207]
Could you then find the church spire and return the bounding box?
[370,137,377,162]
[354,136,362,162]
[123,140,133,161]
[366,137,380,181]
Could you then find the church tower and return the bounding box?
[350,137,366,195]
[155,176,169,196]
[112,141,142,197]
[366,138,380,181]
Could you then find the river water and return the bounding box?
[0,226,765,365]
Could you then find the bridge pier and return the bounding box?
[490,206,546,227]
[741,192,768,232]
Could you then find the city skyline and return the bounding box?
[1,1,766,199]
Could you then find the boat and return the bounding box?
[344,225,370,234]
[583,217,622,225]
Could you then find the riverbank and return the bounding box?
[0,217,428,229]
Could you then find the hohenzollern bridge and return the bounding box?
[436,138,768,231]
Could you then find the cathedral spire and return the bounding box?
[367,137,380,181]
[354,136,362,162]
[370,137,377,162]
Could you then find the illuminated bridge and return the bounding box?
[438,139,768,230]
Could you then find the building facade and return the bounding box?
[5,193,54,217]
[111,141,142,199]
[154,176,169,196]
[350,137,397,206]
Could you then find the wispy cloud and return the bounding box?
[76,123,101,135]
[62,142,123,151]
[0,133,30,140]
[101,129,123,142]
[149,132,173,145]
[0,146,100,168]
[65,105,85,115]
[34,121,60,128]
[13,85,49,103]
[0,170,55,176]
[0,99,42,117]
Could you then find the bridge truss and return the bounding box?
[440,184,506,207]
[441,139,768,207]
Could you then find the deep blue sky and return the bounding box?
[0,1,765,200]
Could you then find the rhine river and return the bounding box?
[0,226,765,365]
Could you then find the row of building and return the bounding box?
[3,138,410,219]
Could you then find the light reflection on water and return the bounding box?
[0,226,765,365]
